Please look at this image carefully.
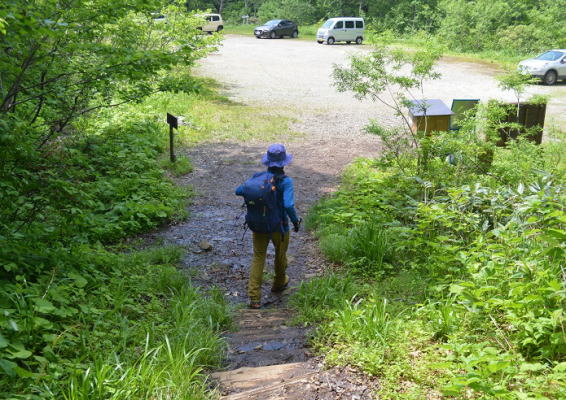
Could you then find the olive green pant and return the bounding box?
[248,231,290,302]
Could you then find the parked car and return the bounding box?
[151,13,167,23]
[198,13,224,33]
[316,17,364,45]
[518,49,566,85]
[254,20,298,39]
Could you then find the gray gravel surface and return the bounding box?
[199,35,566,133]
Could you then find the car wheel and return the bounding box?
[543,70,558,85]
[355,37,363,45]
[217,25,223,32]
[317,40,323,44]
[292,30,298,38]
[327,37,335,45]
[270,31,277,39]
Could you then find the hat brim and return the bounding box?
[262,153,293,167]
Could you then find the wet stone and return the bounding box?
[199,240,213,251]
[262,341,286,351]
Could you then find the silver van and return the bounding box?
[316,17,364,45]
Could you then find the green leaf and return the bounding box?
[69,272,88,288]
[449,284,465,295]
[0,334,8,348]
[8,348,32,359]
[15,366,35,378]
[33,298,56,314]
[520,362,546,372]
[0,359,17,377]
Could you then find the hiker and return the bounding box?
[236,144,301,309]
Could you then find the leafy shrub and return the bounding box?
[300,117,566,397]
[0,79,229,398]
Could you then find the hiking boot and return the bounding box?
[271,281,289,293]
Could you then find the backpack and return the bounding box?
[240,172,285,233]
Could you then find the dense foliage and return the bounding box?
[192,0,566,54]
[297,129,566,398]
[0,1,230,398]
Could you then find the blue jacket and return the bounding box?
[236,172,299,232]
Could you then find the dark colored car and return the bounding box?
[254,19,298,39]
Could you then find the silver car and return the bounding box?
[518,49,566,85]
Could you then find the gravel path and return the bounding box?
[155,35,566,399]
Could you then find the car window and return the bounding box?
[206,16,213,22]
[213,16,220,21]
[345,21,354,29]
[356,20,363,29]
[535,51,564,61]
[334,21,343,29]
[322,20,333,29]
[266,20,280,26]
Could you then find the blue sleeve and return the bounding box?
[281,177,299,224]
[235,185,244,196]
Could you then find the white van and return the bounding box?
[199,13,224,33]
[317,17,364,45]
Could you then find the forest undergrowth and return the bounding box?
[293,121,566,398]
[0,74,243,399]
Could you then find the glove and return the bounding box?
[293,218,302,233]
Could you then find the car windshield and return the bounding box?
[265,20,281,27]
[535,51,564,61]
[322,20,334,29]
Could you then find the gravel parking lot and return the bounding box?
[198,35,566,134]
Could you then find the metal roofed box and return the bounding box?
[408,99,454,134]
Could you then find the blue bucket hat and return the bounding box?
[262,144,293,168]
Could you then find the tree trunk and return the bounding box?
[216,0,224,14]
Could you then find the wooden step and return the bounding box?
[212,362,317,399]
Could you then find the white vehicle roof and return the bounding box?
[327,17,364,21]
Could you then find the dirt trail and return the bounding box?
[155,36,566,399]
[158,138,380,398]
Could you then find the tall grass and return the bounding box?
[310,214,393,276]
[291,273,360,323]
[57,255,230,400]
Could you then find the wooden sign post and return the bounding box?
[166,113,178,162]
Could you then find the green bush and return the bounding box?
[0,81,230,398]
[299,117,566,397]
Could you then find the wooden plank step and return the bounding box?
[212,362,316,398]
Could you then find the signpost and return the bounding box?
[166,113,178,162]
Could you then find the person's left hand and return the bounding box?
[293,218,302,232]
